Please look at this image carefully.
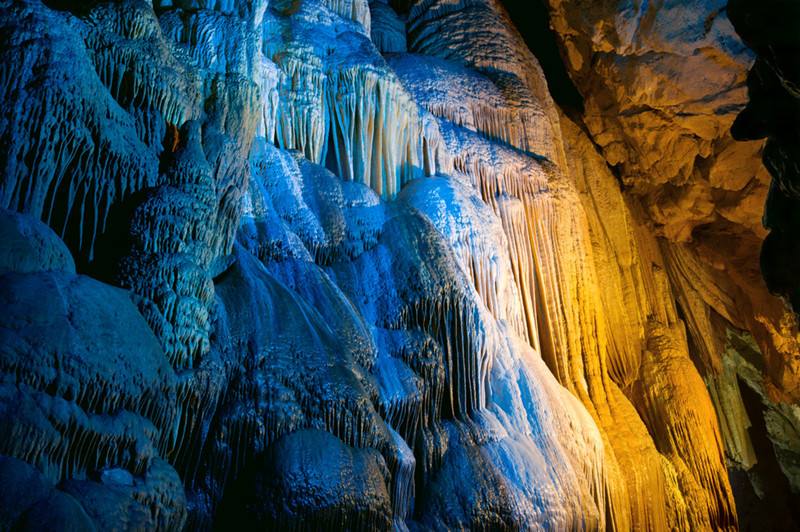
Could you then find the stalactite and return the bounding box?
[399,175,530,344]
[270,49,328,162]
[264,3,444,199]
[273,0,372,34]
[385,426,416,527]
[323,0,372,33]
[391,291,491,420]
[391,54,549,157]
[405,0,564,165]
[558,114,740,529]
[326,66,433,197]
[0,2,161,266]
[431,122,550,349]
[103,1,267,493]
[632,322,738,529]
[0,0,785,528]
[118,122,217,374]
[82,3,202,132]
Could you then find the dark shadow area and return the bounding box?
[500,0,584,114]
[730,378,800,531]
[728,0,800,316]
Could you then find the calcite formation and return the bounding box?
[540,0,800,525]
[0,0,796,529]
[543,0,800,398]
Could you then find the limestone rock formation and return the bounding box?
[537,0,800,524]
[0,210,184,530]
[0,0,795,529]
[542,0,799,398]
[728,0,800,316]
[0,209,75,275]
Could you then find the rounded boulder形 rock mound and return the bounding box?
[0,456,92,531]
[0,211,185,530]
[0,209,75,275]
[217,429,393,530]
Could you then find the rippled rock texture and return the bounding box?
[0,0,796,529]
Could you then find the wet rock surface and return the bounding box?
[0,0,795,529]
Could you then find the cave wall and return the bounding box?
[542,0,800,400]
[0,0,795,529]
[538,0,800,525]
